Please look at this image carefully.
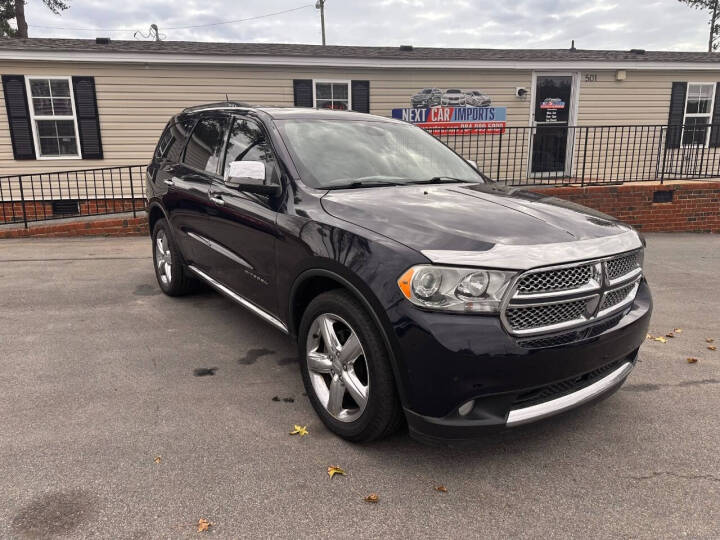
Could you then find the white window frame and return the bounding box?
[682,82,715,148]
[24,75,82,160]
[312,79,352,111]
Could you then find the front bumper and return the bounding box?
[388,280,652,441]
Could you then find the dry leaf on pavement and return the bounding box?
[687,357,699,364]
[674,328,683,334]
[197,518,212,532]
[289,425,309,437]
[706,338,715,343]
[654,336,668,343]
[708,346,717,351]
[364,493,379,503]
[665,332,675,338]
[327,465,346,479]
[435,486,448,493]
[154,456,162,464]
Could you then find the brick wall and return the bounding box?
[531,181,720,233]
[0,198,145,225]
[0,216,148,239]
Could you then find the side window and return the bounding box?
[154,125,174,159]
[223,118,278,182]
[183,115,230,174]
[166,117,196,163]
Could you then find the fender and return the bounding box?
[289,267,410,406]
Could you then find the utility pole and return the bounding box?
[315,0,326,45]
[711,0,719,52]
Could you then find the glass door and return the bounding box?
[530,75,574,175]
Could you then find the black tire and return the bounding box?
[151,218,196,297]
[298,289,404,442]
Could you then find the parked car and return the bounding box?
[464,90,492,107]
[410,88,442,108]
[441,88,467,106]
[146,103,652,443]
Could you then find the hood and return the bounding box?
[321,182,632,256]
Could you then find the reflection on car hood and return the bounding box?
[321,182,632,256]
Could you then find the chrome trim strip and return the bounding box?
[187,265,288,333]
[501,292,600,337]
[596,278,641,318]
[187,231,253,270]
[506,361,634,426]
[513,261,603,300]
[606,265,642,287]
[421,230,642,270]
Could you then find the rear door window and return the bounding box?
[183,115,230,175]
[166,117,196,163]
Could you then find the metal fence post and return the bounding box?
[580,128,588,187]
[128,166,137,218]
[496,129,503,179]
[18,174,28,229]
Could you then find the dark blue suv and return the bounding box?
[146,102,652,443]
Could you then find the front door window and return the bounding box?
[531,75,574,174]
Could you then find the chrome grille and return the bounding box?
[502,249,643,336]
[606,251,641,280]
[506,299,588,331]
[516,264,593,295]
[600,280,639,312]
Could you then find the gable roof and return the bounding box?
[1,38,719,69]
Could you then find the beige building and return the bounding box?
[2,38,720,184]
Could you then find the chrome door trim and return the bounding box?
[187,265,288,333]
[506,361,634,426]
[186,231,253,269]
[421,230,642,271]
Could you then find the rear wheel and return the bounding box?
[298,290,404,442]
[152,219,195,296]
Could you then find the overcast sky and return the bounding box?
[20,0,715,52]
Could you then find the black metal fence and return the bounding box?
[428,123,720,185]
[0,165,146,227]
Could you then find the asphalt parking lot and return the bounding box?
[0,233,719,538]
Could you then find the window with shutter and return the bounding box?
[26,76,81,158]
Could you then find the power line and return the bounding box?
[28,4,314,32]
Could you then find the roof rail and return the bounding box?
[181,101,252,113]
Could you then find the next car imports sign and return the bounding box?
[391,106,507,134]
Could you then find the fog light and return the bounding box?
[458,400,475,416]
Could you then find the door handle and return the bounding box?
[164,179,175,186]
[209,196,225,206]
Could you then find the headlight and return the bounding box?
[397,265,516,313]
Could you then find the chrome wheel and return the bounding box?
[155,229,172,286]
[305,313,369,422]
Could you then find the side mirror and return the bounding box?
[224,161,280,196]
[466,159,479,170]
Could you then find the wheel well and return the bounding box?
[291,275,344,335]
[148,205,165,233]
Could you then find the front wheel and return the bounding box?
[298,290,404,442]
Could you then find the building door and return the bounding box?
[530,74,576,175]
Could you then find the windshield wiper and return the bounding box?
[325,176,407,190]
[406,176,475,185]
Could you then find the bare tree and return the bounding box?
[0,0,70,38]
[678,0,720,52]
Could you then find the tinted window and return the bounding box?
[223,118,278,182]
[155,125,174,159]
[276,119,482,189]
[184,116,229,174]
[166,117,196,163]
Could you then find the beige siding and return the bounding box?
[2,60,720,187]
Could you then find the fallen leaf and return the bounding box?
[153,456,162,464]
[665,332,675,338]
[706,338,715,343]
[364,493,379,503]
[327,465,346,479]
[674,328,683,334]
[708,346,717,351]
[653,336,668,343]
[197,518,211,532]
[289,425,308,437]
[646,333,654,339]
[687,357,699,364]
[272,396,280,402]
[435,486,448,493]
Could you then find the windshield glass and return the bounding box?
[275,119,483,189]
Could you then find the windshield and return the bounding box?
[275,119,484,189]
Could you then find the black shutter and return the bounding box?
[2,74,36,160]
[709,82,720,147]
[351,80,370,113]
[72,76,103,159]
[666,81,686,149]
[293,79,313,108]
